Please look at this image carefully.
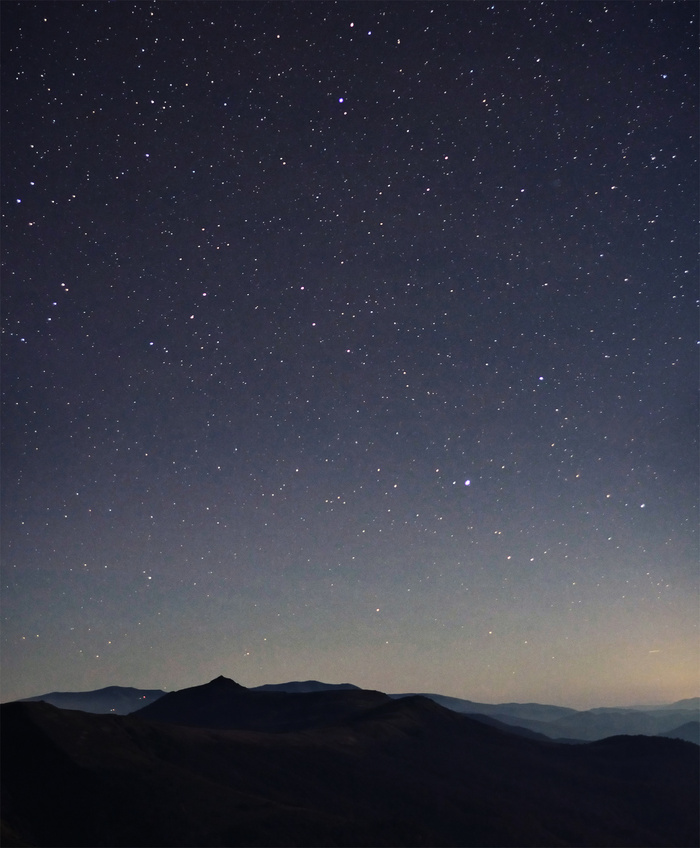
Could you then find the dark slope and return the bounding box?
[16,684,167,714]
[132,675,390,731]
[2,692,698,848]
[463,711,557,742]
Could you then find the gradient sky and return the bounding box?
[2,1,697,709]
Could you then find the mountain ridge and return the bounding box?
[10,678,699,741]
[132,676,391,732]
[251,679,361,693]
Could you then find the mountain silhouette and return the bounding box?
[2,678,698,847]
[132,675,390,732]
[13,678,697,742]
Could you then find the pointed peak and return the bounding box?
[207,675,246,689]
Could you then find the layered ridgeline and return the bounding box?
[17,685,167,715]
[2,676,698,847]
[17,679,699,742]
[387,692,700,744]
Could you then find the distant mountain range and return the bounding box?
[17,684,167,714]
[3,676,698,847]
[386,691,700,742]
[657,721,700,745]
[16,680,698,742]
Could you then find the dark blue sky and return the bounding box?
[2,1,697,707]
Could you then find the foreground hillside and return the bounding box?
[2,678,698,847]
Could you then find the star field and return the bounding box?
[1,1,697,708]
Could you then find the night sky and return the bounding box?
[2,1,697,709]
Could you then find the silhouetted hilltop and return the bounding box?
[252,680,361,693]
[2,693,697,847]
[132,675,390,732]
